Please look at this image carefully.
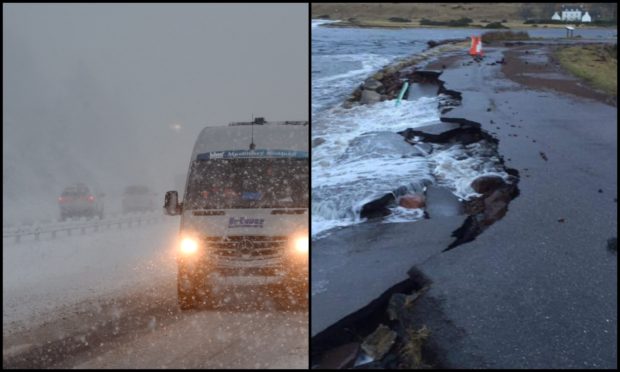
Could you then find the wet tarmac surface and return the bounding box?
[500,43,616,106]
[421,48,617,368]
[312,216,465,337]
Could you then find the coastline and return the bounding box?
[314,18,615,30]
[312,37,617,368]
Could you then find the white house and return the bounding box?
[554,5,592,23]
[560,5,584,22]
[581,11,592,23]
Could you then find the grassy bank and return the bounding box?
[481,30,531,43]
[321,18,609,30]
[313,3,524,22]
[555,44,618,96]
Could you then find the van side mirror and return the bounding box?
[164,191,182,215]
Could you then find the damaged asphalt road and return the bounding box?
[311,44,617,368]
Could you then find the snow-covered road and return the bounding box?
[3,215,308,368]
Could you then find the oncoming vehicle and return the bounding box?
[164,118,308,310]
[58,183,105,221]
[122,185,156,213]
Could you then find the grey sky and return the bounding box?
[3,3,308,222]
[5,3,308,123]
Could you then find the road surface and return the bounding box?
[3,217,308,369]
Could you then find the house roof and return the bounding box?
[561,5,585,11]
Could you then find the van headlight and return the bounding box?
[293,235,309,254]
[180,237,199,255]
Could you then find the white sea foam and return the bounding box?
[312,19,341,28]
[314,54,387,83]
[312,98,440,237]
[428,141,510,200]
[383,206,425,224]
[311,93,513,237]
[312,54,394,113]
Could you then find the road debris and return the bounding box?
[361,324,397,361]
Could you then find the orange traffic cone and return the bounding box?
[469,36,484,57]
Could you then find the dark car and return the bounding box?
[122,185,156,214]
[58,183,105,221]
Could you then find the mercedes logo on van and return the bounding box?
[239,239,253,257]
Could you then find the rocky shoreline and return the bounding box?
[315,19,600,31]
[341,40,467,109]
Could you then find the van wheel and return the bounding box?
[196,286,217,310]
[178,283,217,310]
[296,281,309,310]
[178,264,198,309]
[270,280,308,311]
[177,266,216,310]
[267,283,293,310]
[178,278,198,310]
[178,292,197,310]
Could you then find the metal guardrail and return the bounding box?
[3,212,170,243]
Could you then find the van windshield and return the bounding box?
[185,158,308,209]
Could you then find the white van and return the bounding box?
[164,119,308,310]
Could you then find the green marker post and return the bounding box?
[395,81,409,107]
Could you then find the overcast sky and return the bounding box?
[3,3,308,222]
[5,3,308,124]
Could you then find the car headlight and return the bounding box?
[293,235,309,254]
[180,237,199,255]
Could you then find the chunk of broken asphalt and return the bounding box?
[361,324,397,361]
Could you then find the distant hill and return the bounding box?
[312,3,617,24]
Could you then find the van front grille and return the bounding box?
[204,235,288,269]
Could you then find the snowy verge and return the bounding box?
[2,217,180,332]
